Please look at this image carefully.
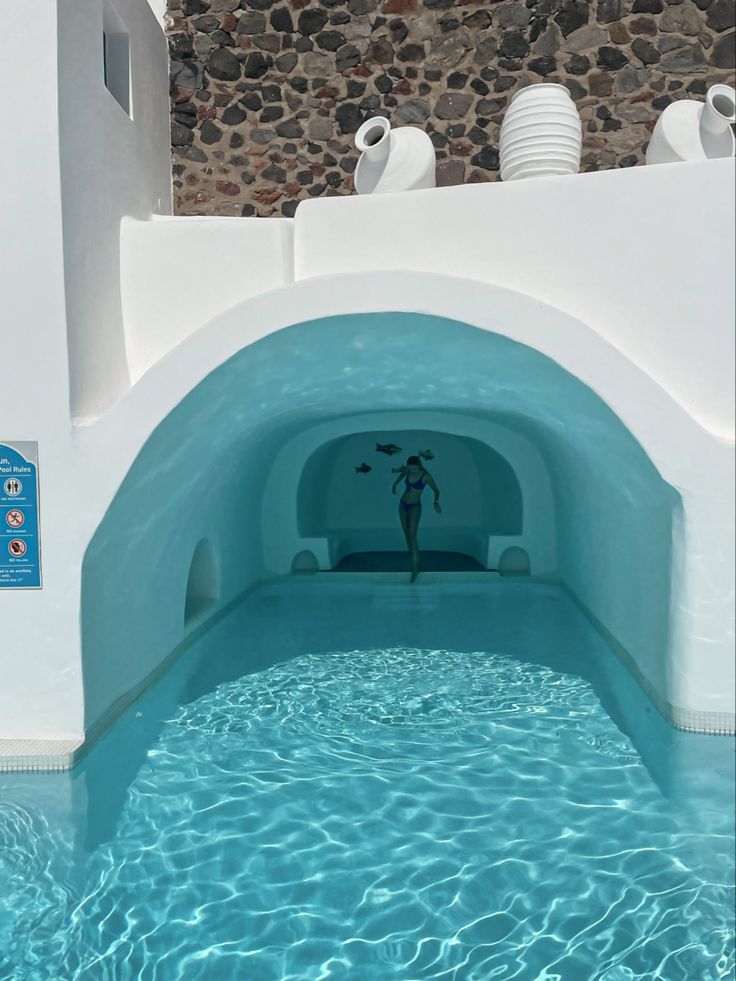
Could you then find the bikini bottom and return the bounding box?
[400,501,421,513]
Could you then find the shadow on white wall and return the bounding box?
[184,538,220,625]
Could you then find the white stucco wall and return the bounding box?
[58,0,171,419]
[1,269,732,747]
[121,217,295,381]
[61,281,730,740]
[292,160,735,441]
[0,8,85,740]
[122,160,735,443]
[0,0,732,755]
[146,0,167,24]
[77,308,682,740]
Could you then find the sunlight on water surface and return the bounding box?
[1,585,734,980]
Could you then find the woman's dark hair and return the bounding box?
[407,455,421,466]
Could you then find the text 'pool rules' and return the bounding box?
[0,442,42,589]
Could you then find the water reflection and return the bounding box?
[1,582,733,979]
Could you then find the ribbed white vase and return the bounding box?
[499,84,582,181]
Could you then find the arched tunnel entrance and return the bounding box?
[267,421,549,574]
[303,429,525,573]
[81,312,680,737]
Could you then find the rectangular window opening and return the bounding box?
[103,2,131,117]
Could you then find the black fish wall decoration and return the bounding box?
[376,443,402,456]
[418,449,434,461]
[355,463,372,474]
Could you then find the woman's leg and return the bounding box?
[399,503,411,551]
[408,505,422,581]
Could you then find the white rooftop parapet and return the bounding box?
[294,158,736,441]
[116,160,735,446]
[121,216,295,382]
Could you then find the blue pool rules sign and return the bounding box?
[0,442,42,589]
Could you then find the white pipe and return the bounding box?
[355,117,391,167]
[700,84,736,143]
[646,84,736,165]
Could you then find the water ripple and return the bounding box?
[1,646,734,980]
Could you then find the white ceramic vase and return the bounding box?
[354,116,436,194]
[646,84,736,166]
[499,83,582,182]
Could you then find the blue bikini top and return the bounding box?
[405,472,426,491]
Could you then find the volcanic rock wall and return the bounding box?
[166,0,735,216]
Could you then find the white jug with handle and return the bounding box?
[354,116,436,194]
[646,85,736,165]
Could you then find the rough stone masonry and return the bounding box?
[166,0,736,216]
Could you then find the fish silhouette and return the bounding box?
[355,463,372,474]
[418,449,434,461]
[376,443,402,456]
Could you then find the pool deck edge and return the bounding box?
[0,738,85,773]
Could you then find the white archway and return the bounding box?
[74,277,733,741]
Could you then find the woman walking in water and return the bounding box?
[392,456,441,582]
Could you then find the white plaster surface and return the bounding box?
[0,7,84,740]
[58,0,171,418]
[1,267,733,741]
[145,0,168,25]
[0,2,732,749]
[294,160,736,441]
[65,275,732,739]
[121,217,295,381]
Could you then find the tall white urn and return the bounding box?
[646,85,736,166]
[499,83,582,181]
[354,116,436,194]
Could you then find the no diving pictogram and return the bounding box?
[3,478,22,497]
[8,539,26,557]
[6,509,24,528]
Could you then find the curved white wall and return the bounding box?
[79,311,691,740]
[1,275,732,745]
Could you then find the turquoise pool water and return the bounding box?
[1,582,734,980]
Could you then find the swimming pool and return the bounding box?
[1,581,734,979]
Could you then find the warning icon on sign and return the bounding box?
[3,478,22,497]
[6,509,24,528]
[8,539,26,557]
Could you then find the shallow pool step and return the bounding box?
[370,584,444,611]
[332,550,486,573]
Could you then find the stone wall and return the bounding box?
[166,0,735,216]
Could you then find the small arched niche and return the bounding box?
[184,539,219,625]
[499,546,530,577]
[291,549,319,575]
